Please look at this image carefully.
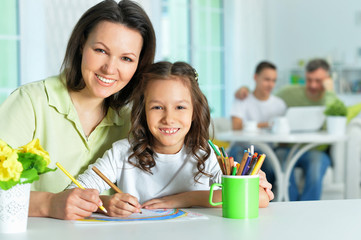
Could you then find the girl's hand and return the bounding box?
[101,193,142,217]
[142,194,184,209]
[259,170,274,201]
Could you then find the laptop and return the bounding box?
[285,106,326,132]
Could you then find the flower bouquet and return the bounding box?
[0,138,56,233]
[0,138,56,190]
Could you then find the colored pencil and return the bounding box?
[236,150,249,175]
[208,140,221,156]
[92,166,123,193]
[56,162,108,214]
[251,154,266,175]
[91,166,142,214]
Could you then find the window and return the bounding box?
[0,0,19,104]
[161,0,224,117]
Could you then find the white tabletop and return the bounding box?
[1,199,360,240]
[216,130,348,201]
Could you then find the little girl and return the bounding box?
[68,61,273,217]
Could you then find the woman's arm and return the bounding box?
[29,189,102,220]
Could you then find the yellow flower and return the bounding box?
[0,139,13,161]
[19,139,50,165]
[0,143,23,182]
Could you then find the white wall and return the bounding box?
[265,0,361,81]
[19,0,155,85]
[223,0,268,116]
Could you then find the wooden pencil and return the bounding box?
[92,166,142,214]
[92,166,123,193]
[216,156,227,175]
[236,151,249,175]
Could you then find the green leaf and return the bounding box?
[19,168,39,184]
[0,179,20,190]
[324,99,348,117]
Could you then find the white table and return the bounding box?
[1,199,360,240]
[216,130,347,201]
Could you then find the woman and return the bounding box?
[0,0,156,219]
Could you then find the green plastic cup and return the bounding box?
[209,175,259,219]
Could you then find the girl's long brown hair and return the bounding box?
[128,61,212,181]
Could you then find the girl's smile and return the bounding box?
[145,78,193,154]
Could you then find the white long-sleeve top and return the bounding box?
[68,139,222,203]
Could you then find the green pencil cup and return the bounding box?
[209,175,259,219]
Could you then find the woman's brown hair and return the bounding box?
[129,61,212,182]
[61,0,156,111]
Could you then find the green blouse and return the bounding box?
[0,76,130,193]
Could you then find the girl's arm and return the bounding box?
[142,188,270,209]
[142,190,222,209]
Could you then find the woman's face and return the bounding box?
[80,21,143,100]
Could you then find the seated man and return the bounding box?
[228,61,286,183]
[235,59,338,201]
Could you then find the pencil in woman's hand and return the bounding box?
[55,162,108,214]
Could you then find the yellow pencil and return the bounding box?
[56,162,108,214]
[251,154,266,175]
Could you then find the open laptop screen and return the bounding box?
[285,106,326,132]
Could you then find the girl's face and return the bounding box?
[145,78,193,154]
[80,21,143,100]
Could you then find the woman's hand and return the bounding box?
[101,193,141,217]
[258,170,274,201]
[44,188,101,220]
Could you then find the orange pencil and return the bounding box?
[92,166,123,193]
[92,166,142,214]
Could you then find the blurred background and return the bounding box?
[1,0,360,117]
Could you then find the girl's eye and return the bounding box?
[177,106,186,110]
[95,48,106,54]
[122,57,133,62]
[151,106,162,110]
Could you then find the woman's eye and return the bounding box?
[95,49,106,54]
[177,106,185,110]
[122,57,133,62]
[152,106,162,110]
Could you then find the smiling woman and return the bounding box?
[0,0,156,220]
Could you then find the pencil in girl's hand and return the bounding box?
[91,166,142,214]
[92,166,123,193]
[55,162,108,214]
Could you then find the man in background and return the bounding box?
[230,61,286,131]
[235,58,339,201]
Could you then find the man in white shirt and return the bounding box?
[230,61,286,131]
